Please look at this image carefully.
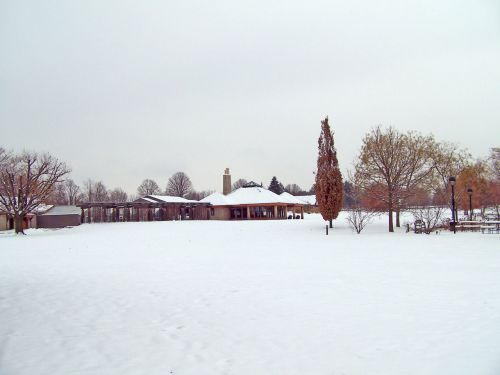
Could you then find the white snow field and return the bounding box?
[1,213,499,375]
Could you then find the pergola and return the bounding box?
[77,201,211,224]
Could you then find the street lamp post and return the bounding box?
[449,176,456,234]
[467,188,473,221]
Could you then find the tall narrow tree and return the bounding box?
[315,116,343,228]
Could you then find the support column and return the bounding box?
[247,206,251,220]
[274,206,278,219]
[124,207,130,222]
[300,206,304,219]
[81,208,85,224]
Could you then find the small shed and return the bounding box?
[37,205,81,229]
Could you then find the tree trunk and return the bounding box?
[14,214,25,235]
[388,192,394,232]
[396,209,400,227]
[388,208,394,232]
[329,219,333,228]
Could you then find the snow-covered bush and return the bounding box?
[410,206,446,234]
[346,208,377,234]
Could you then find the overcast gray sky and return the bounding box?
[1,0,499,194]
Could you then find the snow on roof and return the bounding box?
[146,195,199,204]
[203,187,305,206]
[200,192,230,205]
[296,195,317,205]
[40,205,81,216]
[279,192,310,204]
[139,197,158,203]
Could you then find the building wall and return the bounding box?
[37,215,81,229]
[210,207,231,220]
[0,214,8,231]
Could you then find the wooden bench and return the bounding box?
[414,220,424,234]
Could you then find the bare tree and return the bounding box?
[47,182,68,205]
[393,131,436,226]
[137,179,161,196]
[82,179,109,202]
[354,126,434,232]
[489,147,499,180]
[109,187,128,202]
[232,178,248,190]
[166,172,193,198]
[410,206,446,234]
[346,209,378,234]
[65,179,81,205]
[428,141,470,210]
[94,181,108,202]
[285,183,303,195]
[0,151,70,234]
[186,190,215,200]
[82,179,94,203]
[0,147,8,168]
[345,174,377,233]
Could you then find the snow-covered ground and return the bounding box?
[1,213,499,375]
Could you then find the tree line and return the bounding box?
[1,122,498,234]
[347,127,499,232]
[46,171,215,206]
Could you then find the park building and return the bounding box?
[201,169,306,220]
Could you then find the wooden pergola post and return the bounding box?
[300,206,304,219]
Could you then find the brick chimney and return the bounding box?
[223,168,231,195]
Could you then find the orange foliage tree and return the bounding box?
[315,116,343,228]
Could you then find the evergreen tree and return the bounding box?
[315,116,343,228]
[268,176,285,194]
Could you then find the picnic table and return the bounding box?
[481,221,500,234]
[455,220,500,234]
[455,221,482,232]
